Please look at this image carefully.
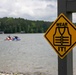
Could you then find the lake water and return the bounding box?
[0,34,76,75]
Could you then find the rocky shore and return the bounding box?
[0,72,50,75]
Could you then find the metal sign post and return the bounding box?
[58,0,76,75]
[44,0,76,75]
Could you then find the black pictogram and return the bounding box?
[53,23,72,52]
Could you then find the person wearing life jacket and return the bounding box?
[6,35,12,40]
[13,36,19,41]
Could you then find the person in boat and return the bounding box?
[6,35,12,40]
[8,36,11,39]
[14,36,18,39]
[13,36,20,41]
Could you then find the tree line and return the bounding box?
[0,17,53,33]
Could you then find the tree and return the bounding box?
[0,17,52,33]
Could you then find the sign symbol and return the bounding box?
[44,13,76,59]
[53,23,72,52]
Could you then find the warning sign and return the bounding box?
[44,13,76,59]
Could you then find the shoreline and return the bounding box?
[0,71,51,75]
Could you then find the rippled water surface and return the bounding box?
[0,34,76,75]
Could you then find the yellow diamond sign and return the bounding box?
[44,13,76,59]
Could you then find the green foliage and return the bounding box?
[0,17,52,33]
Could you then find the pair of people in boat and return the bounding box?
[6,36,19,40]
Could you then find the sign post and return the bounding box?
[44,13,76,74]
[44,0,76,75]
[58,0,72,75]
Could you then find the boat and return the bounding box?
[5,36,21,41]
